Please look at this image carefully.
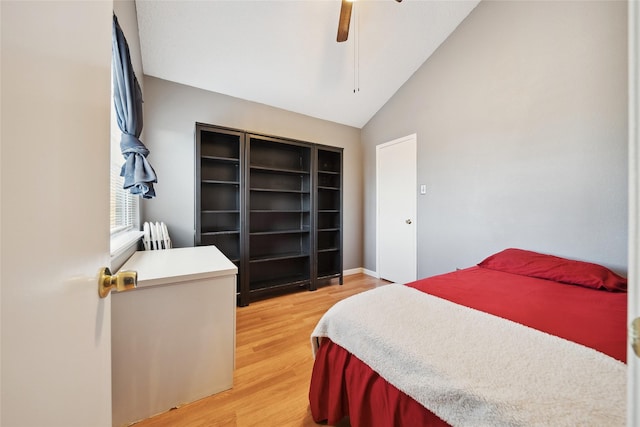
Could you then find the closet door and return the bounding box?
[376,134,417,284]
[246,135,312,302]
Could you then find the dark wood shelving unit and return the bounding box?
[246,134,312,304]
[315,147,343,283]
[196,123,342,306]
[195,125,244,291]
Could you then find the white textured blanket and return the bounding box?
[311,284,626,426]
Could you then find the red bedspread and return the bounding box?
[309,266,627,426]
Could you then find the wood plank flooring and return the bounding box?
[132,273,389,427]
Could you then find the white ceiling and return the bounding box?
[135,0,480,129]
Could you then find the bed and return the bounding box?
[309,248,628,426]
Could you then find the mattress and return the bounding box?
[309,249,628,426]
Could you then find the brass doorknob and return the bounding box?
[98,267,137,298]
[632,317,640,358]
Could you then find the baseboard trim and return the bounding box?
[343,267,362,276]
[362,268,378,278]
[343,267,379,278]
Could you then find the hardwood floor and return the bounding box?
[132,273,389,427]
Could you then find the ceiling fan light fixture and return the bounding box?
[337,0,402,43]
[337,0,353,42]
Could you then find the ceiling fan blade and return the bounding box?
[337,0,352,43]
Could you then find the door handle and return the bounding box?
[632,317,640,358]
[405,219,412,224]
[98,267,137,298]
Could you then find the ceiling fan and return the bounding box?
[337,0,403,43]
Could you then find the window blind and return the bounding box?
[110,161,137,234]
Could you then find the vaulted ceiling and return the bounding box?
[136,0,480,128]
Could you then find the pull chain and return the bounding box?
[353,2,359,94]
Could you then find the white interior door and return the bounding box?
[1,2,113,426]
[376,134,417,284]
[628,1,640,425]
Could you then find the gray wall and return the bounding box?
[114,1,144,92]
[141,77,363,270]
[362,0,628,277]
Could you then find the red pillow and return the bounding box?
[478,248,627,292]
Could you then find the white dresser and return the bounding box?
[111,246,237,427]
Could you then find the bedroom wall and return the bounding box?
[361,0,628,277]
[141,77,363,270]
[114,1,143,93]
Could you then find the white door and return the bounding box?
[1,2,113,426]
[628,1,640,425]
[376,134,417,284]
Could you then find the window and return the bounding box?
[110,84,139,237]
[109,80,142,257]
[110,14,155,260]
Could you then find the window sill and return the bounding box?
[111,229,144,259]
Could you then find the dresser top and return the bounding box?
[119,246,237,288]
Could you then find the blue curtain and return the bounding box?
[112,14,157,198]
